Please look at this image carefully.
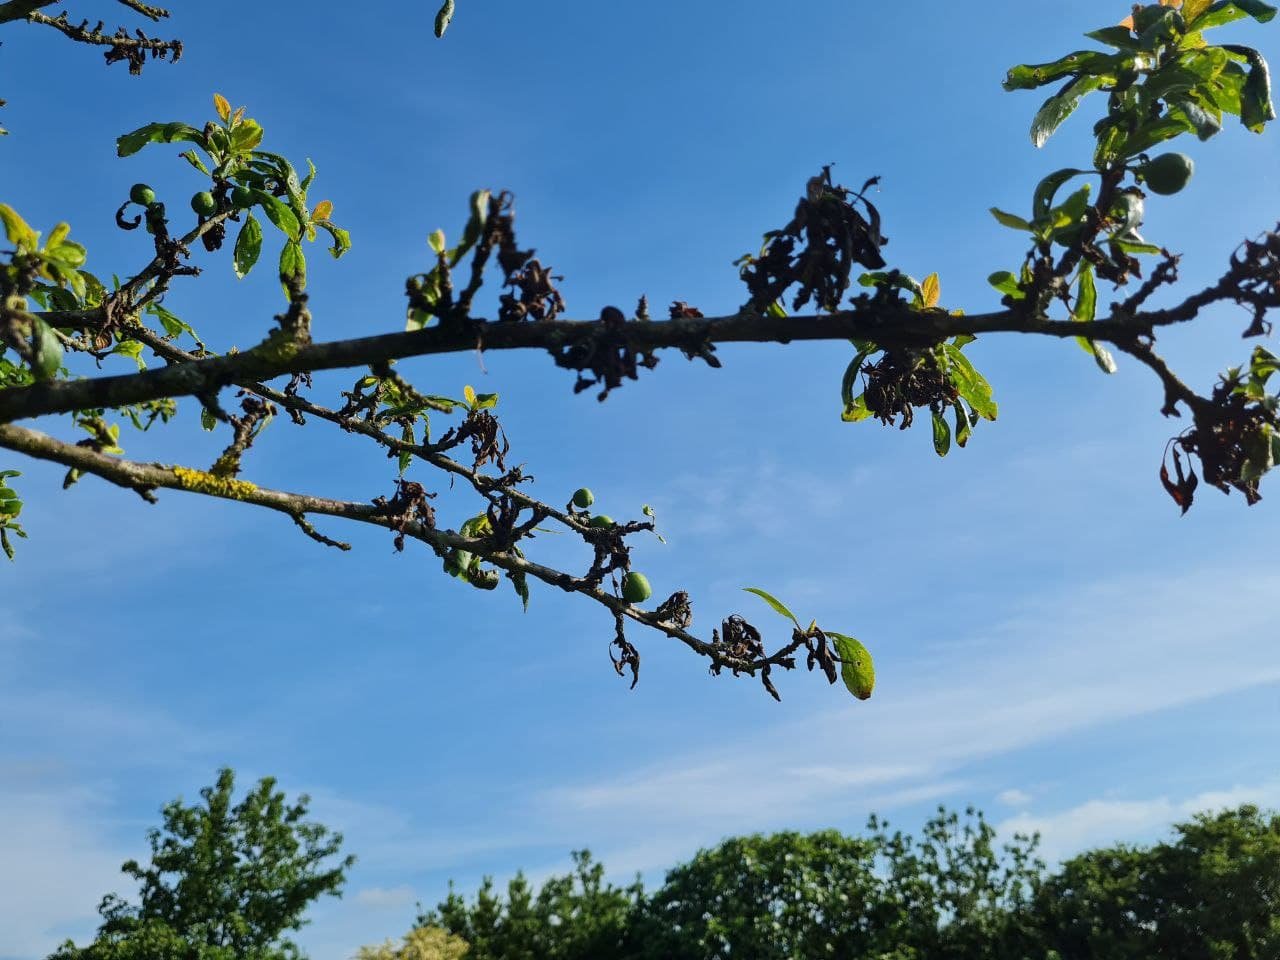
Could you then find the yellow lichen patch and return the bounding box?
[172,465,258,500]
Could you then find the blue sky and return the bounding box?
[3,1,1280,957]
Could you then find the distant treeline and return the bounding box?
[417,804,1280,960]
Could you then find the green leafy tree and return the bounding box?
[419,805,1280,959]
[355,925,471,960]
[417,850,643,960]
[1035,804,1280,959]
[3,1,1280,700]
[634,809,1043,960]
[48,768,355,960]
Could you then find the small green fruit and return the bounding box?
[230,185,254,209]
[129,183,155,206]
[621,571,652,604]
[1138,152,1194,196]
[572,487,594,509]
[190,191,218,216]
[589,514,614,528]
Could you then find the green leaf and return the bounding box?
[508,568,530,610]
[116,121,204,157]
[931,410,951,457]
[858,271,924,300]
[251,190,302,241]
[943,345,998,420]
[1074,263,1097,323]
[1003,51,1117,90]
[179,149,210,175]
[989,208,1033,231]
[841,394,872,423]
[230,119,264,153]
[111,338,146,370]
[1086,26,1143,50]
[428,229,447,255]
[987,271,1026,300]
[233,213,263,279]
[312,219,351,260]
[1092,342,1119,374]
[1218,0,1277,24]
[1075,335,1118,373]
[1237,48,1276,131]
[1033,168,1088,218]
[1170,96,1223,138]
[435,0,455,37]
[200,408,218,431]
[278,240,306,294]
[953,401,973,448]
[840,343,877,415]
[827,631,875,700]
[1031,75,1107,147]
[398,422,414,475]
[452,189,491,265]
[743,587,802,630]
[0,203,39,251]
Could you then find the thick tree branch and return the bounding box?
[0,0,57,23]
[2,305,1157,424]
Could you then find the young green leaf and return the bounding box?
[921,272,941,308]
[278,240,306,295]
[743,587,802,630]
[116,121,205,157]
[990,208,1033,231]
[931,410,951,457]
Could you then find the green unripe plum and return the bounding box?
[129,183,156,206]
[588,514,614,528]
[230,185,255,209]
[1138,152,1194,196]
[190,191,218,216]
[621,572,652,604]
[571,487,594,509]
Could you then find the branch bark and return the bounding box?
[0,0,59,23]
[1,305,1148,424]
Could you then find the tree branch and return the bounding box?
[3,305,1157,424]
[0,421,770,675]
[0,0,58,23]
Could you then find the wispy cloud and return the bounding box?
[354,886,417,910]
[998,779,1280,864]
[997,788,1032,807]
[533,563,1280,864]
[0,785,139,959]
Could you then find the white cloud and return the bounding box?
[998,779,1280,864]
[0,785,140,959]
[997,788,1032,807]
[354,886,417,910]
[533,563,1280,865]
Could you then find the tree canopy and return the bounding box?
[3,0,1280,703]
[48,768,355,960]
[418,804,1280,960]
